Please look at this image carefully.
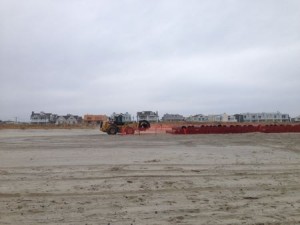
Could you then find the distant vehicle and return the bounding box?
[100,114,150,135]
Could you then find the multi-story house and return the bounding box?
[186,113,237,122]
[292,115,300,122]
[30,111,58,124]
[207,113,237,122]
[185,114,208,122]
[162,113,185,122]
[234,114,245,123]
[227,115,238,122]
[137,111,159,122]
[56,114,82,125]
[240,112,290,122]
[111,112,132,122]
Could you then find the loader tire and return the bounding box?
[107,126,118,135]
[138,120,150,130]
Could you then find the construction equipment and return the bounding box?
[100,114,150,135]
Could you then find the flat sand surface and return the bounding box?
[0,129,300,225]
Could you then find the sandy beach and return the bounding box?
[0,129,300,225]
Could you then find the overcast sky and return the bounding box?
[1,0,300,121]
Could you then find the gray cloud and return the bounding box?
[1,0,300,121]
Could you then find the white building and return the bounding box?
[55,114,82,125]
[56,116,67,124]
[111,112,132,122]
[207,113,237,122]
[186,114,208,122]
[207,114,223,122]
[241,112,290,122]
[162,113,185,122]
[186,113,237,122]
[228,115,238,122]
[137,111,159,122]
[293,115,300,122]
[30,111,57,124]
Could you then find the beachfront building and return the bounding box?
[207,113,237,122]
[137,111,159,122]
[30,111,58,124]
[56,114,82,125]
[207,114,223,122]
[186,114,208,122]
[234,114,245,123]
[111,112,132,122]
[227,115,238,122]
[186,113,237,122]
[162,113,185,122]
[240,112,290,122]
[292,115,300,122]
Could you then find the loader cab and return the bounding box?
[113,115,124,126]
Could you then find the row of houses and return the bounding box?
[30,112,82,125]
[170,112,293,123]
[30,111,161,124]
[30,111,300,125]
[163,112,300,123]
[107,111,298,123]
[234,112,290,123]
[185,113,237,122]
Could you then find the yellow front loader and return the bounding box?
[100,115,150,135]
